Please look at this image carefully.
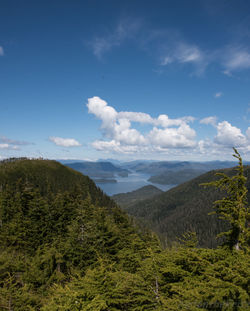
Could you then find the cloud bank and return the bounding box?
[87,96,250,158]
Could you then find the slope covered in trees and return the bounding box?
[148,168,206,185]
[0,158,159,310]
[122,165,250,248]
[112,185,163,208]
[0,156,249,310]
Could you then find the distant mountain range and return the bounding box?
[59,159,249,188]
[64,161,129,179]
[148,168,207,184]
[121,160,241,175]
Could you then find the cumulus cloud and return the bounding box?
[87,96,197,154]
[200,116,217,127]
[214,121,247,147]
[118,111,153,124]
[0,46,4,56]
[49,136,81,147]
[87,96,250,157]
[148,124,196,148]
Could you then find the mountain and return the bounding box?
[0,158,248,310]
[148,168,207,185]
[122,166,250,248]
[65,161,129,179]
[0,158,159,309]
[112,185,163,208]
[120,160,243,176]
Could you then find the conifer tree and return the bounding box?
[203,148,249,251]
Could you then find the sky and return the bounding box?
[1,0,250,161]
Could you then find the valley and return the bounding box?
[0,155,249,310]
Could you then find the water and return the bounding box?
[96,172,175,196]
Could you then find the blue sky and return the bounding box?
[1,0,250,161]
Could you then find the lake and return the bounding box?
[96,172,175,196]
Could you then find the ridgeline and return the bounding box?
[0,157,249,310]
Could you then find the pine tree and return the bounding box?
[202,148,249,251]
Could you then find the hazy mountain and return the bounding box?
[65,161,129,179]
[126,161,240,175]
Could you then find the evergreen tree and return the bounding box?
[202,148,249,251]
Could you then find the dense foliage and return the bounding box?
[112,185,163,208]
[0,155,249,310]
[123,165,250,248]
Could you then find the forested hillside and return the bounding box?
[121,166,250,248]
[0,157,249,310]
[112,185,163,208]
[148,168,206,185]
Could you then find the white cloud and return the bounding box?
[222,70,233,77]
[0,136,31,145]
[0,135,30,150]
[118,111,153,124]
[160,42,207,75]
[0,144,10,149]
[161,43,203,66]
[224,48,250,72]
[87,96,197,154]
[148,124,196,148]
[245,127,250,140]
[87,97,250,157]
[0,47,4,56]
[49,136,81,147]
[161,56,173,66]
[214,92,223,98]
[214,121,246,147]
[0,143,19,150]
[177,44,202,63]
[89,19,141,59]
[200,116,217,127]
[92,140,142,154]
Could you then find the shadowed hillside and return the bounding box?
[122,166,250,248]
[112,185,163,208]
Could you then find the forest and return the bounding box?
[0,150,249,310]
